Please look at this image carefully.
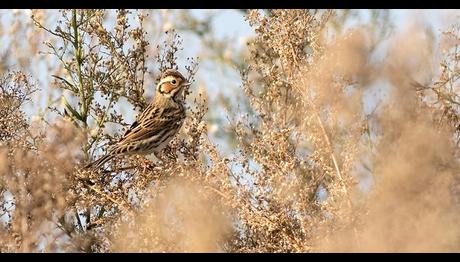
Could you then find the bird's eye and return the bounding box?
[171,79,177,85]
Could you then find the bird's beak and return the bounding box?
[182,81,192,87]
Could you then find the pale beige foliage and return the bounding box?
[1,9,460,253]
[113,177,231,252]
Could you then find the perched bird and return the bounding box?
[85,69,191,169]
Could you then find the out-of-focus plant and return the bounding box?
[1,9,460,253]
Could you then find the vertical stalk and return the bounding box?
[282,13,360,245]
[72,9,93,160]
[72,9,88,126]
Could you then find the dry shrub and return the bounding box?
[113,176,231,252]
[1,120,83,252]
[0,72,36,143]
[354,22,460,252]
[1,9,227,253]
[232,10,460,252]
[317,20,460,252]
[2,9,460,253]
[358,117,458,252]
[0,72,86,252]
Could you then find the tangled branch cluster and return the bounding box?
[1,9,460,252]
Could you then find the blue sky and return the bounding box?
[3,9,459,120]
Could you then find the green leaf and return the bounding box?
[52,75,77,92]
[61,95,84,122]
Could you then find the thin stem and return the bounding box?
[281,14,359,244]
[288,41,350,205]
[72,9,88,126]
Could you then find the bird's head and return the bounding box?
[156,69,191,101]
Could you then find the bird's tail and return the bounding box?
[84,154,115,170]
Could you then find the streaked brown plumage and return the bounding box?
[85,69,191,169]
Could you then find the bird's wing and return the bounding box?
[118,117,167,144]
[121,120,139,138]
[119,104,161,142]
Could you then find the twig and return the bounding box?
[204,185,229,200]
[287,41,350,205]
[283,18,359,244]
[87,183,134,212]
[101,165,138,174]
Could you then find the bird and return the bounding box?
[85,68,191,169]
